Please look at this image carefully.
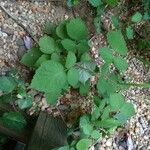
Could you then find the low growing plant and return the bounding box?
[20,17,136,150]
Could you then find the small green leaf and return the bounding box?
[1,112,27,130]
[111,16,119,28]
[61,39,76,52]
[77,40,90,54]
[80,53,91,62]
[65,52,77,69]
[126,26,134,39]
[107,30,128,56]
[101,106,111,120]
[67,18,88,40]
[56,21,68,39]
[106,0,118,6]
[58,146,70,150]
[0,76,17,93]
[120,102,135,118]
[131,12,142,23]
[20,47,42,67]
[67,67,79,86]
[82,124,93,135]
[114,56,128,73]
[76,139,92,150]
[79,81,90,96]
[51,53,60,62]
[97,118,121,128]
[91,130,101,139]
[99,47,113,63]
[94,16,101,34]
[109,93,125,111]
[39,36,56,54]
[34,54,50,68]
[88,0,103,7]
[91,106,100,121]
[80,115,90,128]
[17,96,33,109]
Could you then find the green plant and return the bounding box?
[20,17,136,150]
[0,69,31,130]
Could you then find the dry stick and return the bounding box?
[0,5,38,44]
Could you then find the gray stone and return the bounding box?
[2,27,14,35]
[16,38,24,46]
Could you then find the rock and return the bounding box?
[106,138,112,147]
[16,38,24,46]
[1,27,14,35]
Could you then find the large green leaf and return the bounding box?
[0,76,17,93]
[1,112,27,130]
[67,67,79,86]
[99,47,113,63]
[107,30,128,56]
[56,21,68,39]
[109,93,125,111]
[65,52,77,69]
[31,60,67,93]
[76,139,92,150]
[66,18,88,40]
[39,36,56,54]
[61,39,76,52]
[20,47,42,67]
[114,56,128,73]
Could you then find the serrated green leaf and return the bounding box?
[80,115,90,128]
[131,12,142,23]
[114,56,128,73]
[0,76,17,93]
[56,21,68,39]
[126,26,134,39]
[61,39,76,52]
[65,52,76,69]
[31,60,67,93]
[88,0,103,7]
[67,18,88,40]
[34,54,50,68]
[39,36,56,54]
[91,130,101,139]
[120,102,135,118]
[67,67,79,86]
[96,118,121,128]
[51,53,60,62]
[76,139,92,150]
[107,30,128,56]
[79,81,90,96]
[109,93,125,111]
[106,0,118,6]
[45,89,61,105]
[77,61,96,84]
[17,96,33,109]
[20,47,42,67]
[82,124,93,135]
[1,112,26,130]
[99,47,113,63]
[101,106,111,120]
[80,53,91,62]
[77,40,90,54]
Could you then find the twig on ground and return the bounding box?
[0,5,38,44]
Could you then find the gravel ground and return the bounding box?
[0,0,150,150]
